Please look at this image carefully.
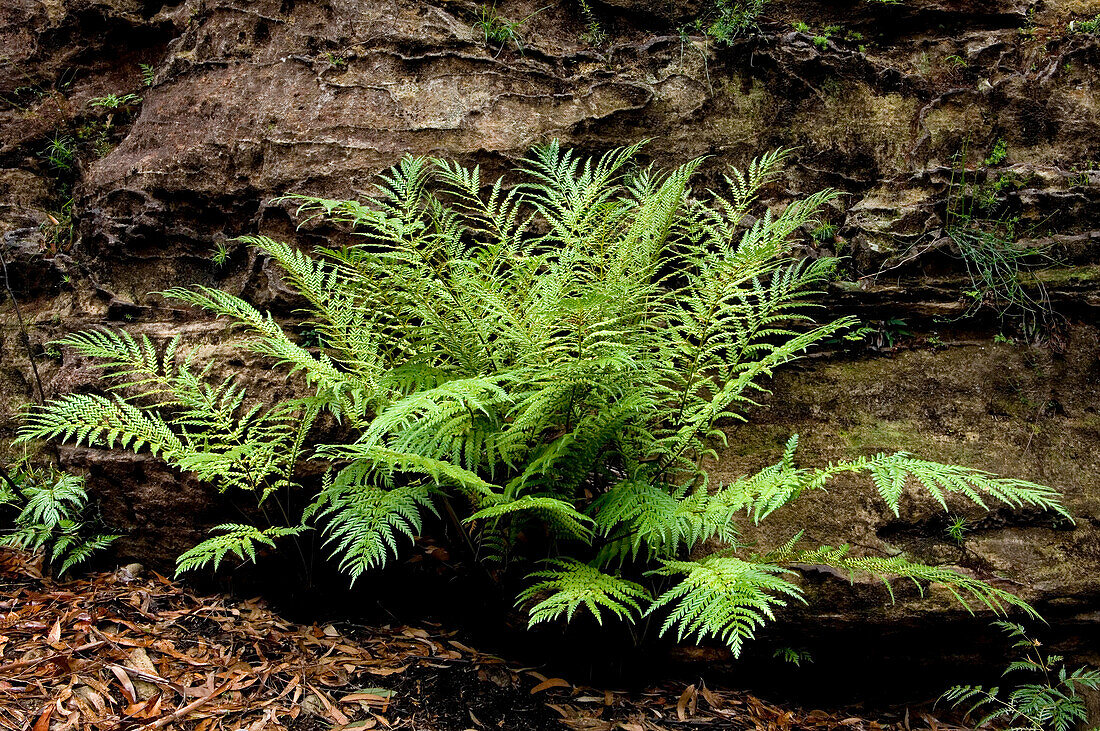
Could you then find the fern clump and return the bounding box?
[0,462,118,575]
[18,143,1068,655]
[942,623,1100,731]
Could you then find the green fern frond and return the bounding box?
[176,523,306,575]
[647,555,804,656]
[793,545,1039,618]
[305,476,436,581]
[18,394,185,458]
[865,453,1069,519]
[18,474,87,528]
[316,444,499,501]
[57,534,120,574]
[517,558,650,626]
[591,480,740,563]
[467,495,594,540]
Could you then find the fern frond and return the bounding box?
[647,555,804,656]
[467,495,594,541]
[591,480,740,563]
[305,475,436,581]
[57,534,119,575]
[18,474,87,528]
[517,558,649,626]
[175,523,306,575]
[793,545,1039,618]
[18,394,184,458]
[316,444,499,501]
[865,453,1069,519]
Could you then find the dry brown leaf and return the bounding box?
[676,685,697,721]
[530,677,571,694]
[46,619,61,646]
[109,664,138,704]
[363,665,408,676]
[31,706,52,731]
[307,684,350,725]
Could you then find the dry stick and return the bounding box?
[0,463,29,502]
[0,245,46,406]
[136,678,235,730]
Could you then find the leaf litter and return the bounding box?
[0,549,966,731]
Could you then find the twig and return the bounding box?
[0,244,46,406]
[136,678,235,730]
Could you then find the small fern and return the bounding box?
[942,623,1100,731]
[647,556,803,656]
[0,466,118,575]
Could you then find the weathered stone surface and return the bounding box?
[1,0,1100,677]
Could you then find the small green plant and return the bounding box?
[994,332,1015,344]
[812,25,840,50]
[942,622,1100,731]
[944,54,968,69]
[41,198,75,253]
[0,461,118,575]
[39,135,76,171]
[140,63,156,86]
[1069,14,1100,34]
[88,93,143,110]
[18,144,1069,658]
[792,20,810,33]
[774,647,813,666]
[578,0,607,45]
[704,0,767,44]
[843,318,911,350]
[985,138,1009,166]
[77,120,112,158]
[211,241,232,268]
[946,515,968,542]
[916,51,933,76]
[324,52,347,68]
[811,221,838,242]
[474,4,545,54]
[945,144,1055,340]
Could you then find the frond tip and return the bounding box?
[517,558,650,626]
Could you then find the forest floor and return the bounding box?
[0,549,971,731]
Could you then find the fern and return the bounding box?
[942,623,1100,731]
[0,467,118,575]
[304,473,437,582]
[176,524,307,574]
[792,545,1040,618]
[17,142,1071,657]
[518,558,650,626]
[647,556,804,657]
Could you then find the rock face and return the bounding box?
[2,0,1100,678]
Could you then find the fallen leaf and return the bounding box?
[677,684,697,721]
[31,706,52,731]
[47,619,61,646]
[108,665,138,704]
[530,677,571,694]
